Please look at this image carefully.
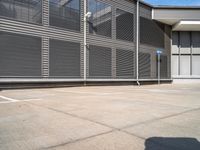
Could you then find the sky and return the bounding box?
[143,0,200,6]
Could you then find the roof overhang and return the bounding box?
[152,7,200,31]
[173,20,200,31]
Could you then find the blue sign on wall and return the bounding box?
[156,49,163,55]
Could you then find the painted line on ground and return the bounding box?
[53,89,123,95]
[0,95,18,102]
[0,95,42,104]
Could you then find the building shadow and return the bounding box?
[145,137,200,150]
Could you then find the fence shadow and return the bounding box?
[145,137,200,150]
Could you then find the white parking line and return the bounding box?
[0,95,18,102]
[0,95,42,104]
[53,89,123,95]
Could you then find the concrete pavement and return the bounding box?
[0,83,200,150]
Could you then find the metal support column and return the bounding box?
[136,0,140,85]
[83,0,87,85]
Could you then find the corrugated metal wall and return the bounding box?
[0,0,171,82]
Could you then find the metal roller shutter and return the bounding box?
[116,49,135,78]
[0,32,41,77]
[49,39,81,78]
[139,52,151,79]
[88,45,112,78]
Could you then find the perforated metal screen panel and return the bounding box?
[161,56,168,78]
[49,39,81,78]
[88,45,112,78]
[49,0,80,31]
[139,52,151,79]
[0,0,42,24]
[0,32,41,77]
[157,55,168,78]
[116,9,134,42]
[88,0,112,37]
[140,17,164,48]
[116,49,135,78]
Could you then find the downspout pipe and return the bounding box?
[83,0,87,85]
[136,0,140,86]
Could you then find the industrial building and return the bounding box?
[0,0,199,86]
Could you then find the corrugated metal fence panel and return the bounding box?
[116,49,135,78]
[0,31,41,77]
[49,39,81,78]
[88,45,112,78]
[139,52,151,79]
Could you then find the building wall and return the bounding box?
[139,3,171,79]
[172,31,200,79]
[0,0,171,83]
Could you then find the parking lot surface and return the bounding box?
[0,83,200,150]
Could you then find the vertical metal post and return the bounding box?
[136,0,140,85]
[83,0,87,85]
[158,53,161,84]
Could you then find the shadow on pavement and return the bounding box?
[145,137,200,150]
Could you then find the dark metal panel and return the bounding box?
[156,55,169,78]
[0,31,42,77]
[116,9,134,42]
[116,49,135,78]
[0,0,42,24]
[139,52,151,79]
[180,31,190,54]
[192,31,200,54]
[49,0,80,31]
[139,3,151,19]
[140,17,165,48]
[88,45,112,78]
[49,39,81,78]
[88,0,112,37]
[172,31,179,54]
[160,55,168,78]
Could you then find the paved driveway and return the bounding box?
[0,83,200,150]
